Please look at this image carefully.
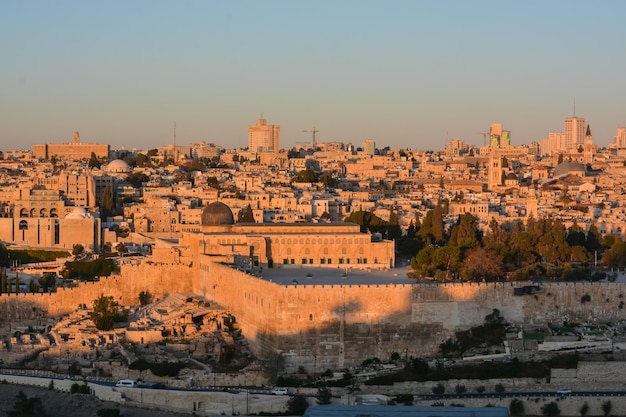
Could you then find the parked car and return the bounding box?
[272,387,288,395]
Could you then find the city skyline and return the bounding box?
[2,1,626,152]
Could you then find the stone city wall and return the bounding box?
[0,262,194,324]
[198,260,626,372]
[2,258,626,374]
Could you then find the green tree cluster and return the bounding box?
[90,294,124,331]
[410,212,609,282]
[61,257,116,281]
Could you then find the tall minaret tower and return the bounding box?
[488,149,503,191]
[584,124,594,166]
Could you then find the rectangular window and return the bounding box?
[339,258,344,264]
[283,258,288,265]
[363,258,367,264]
[290,259,295,265]
[346,258,350,264]
[309,258,313,264]
[320,258,326,264]
[302,258,307,264]
[327,259,332,264]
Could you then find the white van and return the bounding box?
[272,387,288,395]
[115,379,137,388]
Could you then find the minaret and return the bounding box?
[584,124,593,166]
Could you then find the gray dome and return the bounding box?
[201,202,234,226]
[553,161,585,177]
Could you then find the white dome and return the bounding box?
[65,207,93,219]
[105,159,131,173]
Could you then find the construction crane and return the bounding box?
[476,131,489,147]
[303,127,319,148]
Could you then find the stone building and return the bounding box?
[180,201,395,270]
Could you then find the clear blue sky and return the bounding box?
[2,0,625,152]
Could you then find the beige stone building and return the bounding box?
[178,202,395,270]
[32,132,109,160]
[248,117,280,153]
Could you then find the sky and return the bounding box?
[1,1,626,152]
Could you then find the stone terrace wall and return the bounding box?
[0,262,194,324]
[197,260,626,372]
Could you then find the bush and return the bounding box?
[432,383,445,395]
[8,391,48,417]
[541,401,560,417]
[316,386,332,405]
[70,383,90,394]
[455,384,467,394]
[287,395,309,415]
[97,409,121,417]
[494,383,505,393]
[509,398,524,416]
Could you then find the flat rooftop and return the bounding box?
[259,265,414,286]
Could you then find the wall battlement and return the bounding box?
[1,258,624,372]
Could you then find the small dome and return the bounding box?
[553,161,585,178]
[65,207,92,219]
[201,202,234,226]
[105,159,131,173]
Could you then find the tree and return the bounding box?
[91,294,119,331]
[206,176,220,189]
[38,272,56,292]
[432,383,445,395]
[72,244,84,256]
[97,409,122,417]
[287,395,309,416]
[448,213,481,248]
[88,152,101,169]
[292,169,319,183]
[115,242,128,254]
[509,398,525,416]
[139,290,153,306]
[542,401,560,417]
[580,402,589,417]
[135,152,149,167]
[125,172,150,188]
[100,183,116,218]
[602,400,612,416]
[237,204,255,223]
[460,247,503,281]
[262,352,285,385]
[494,383,505,394]
[8,391,48,417]
[316,386,332,405]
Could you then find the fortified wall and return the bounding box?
[0,262,194,325]
[197,259,626,372]
[1,257,625,375]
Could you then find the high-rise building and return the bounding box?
[248,117,280,153]
[614,127,626,149]
[32,131,109,160]
[565,116,586,151]
[488,123,510,148]
[363,139,376,156]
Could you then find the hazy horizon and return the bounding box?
[2,1,626,152]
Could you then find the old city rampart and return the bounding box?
[1,259,626,372]
[197,260,626,371]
